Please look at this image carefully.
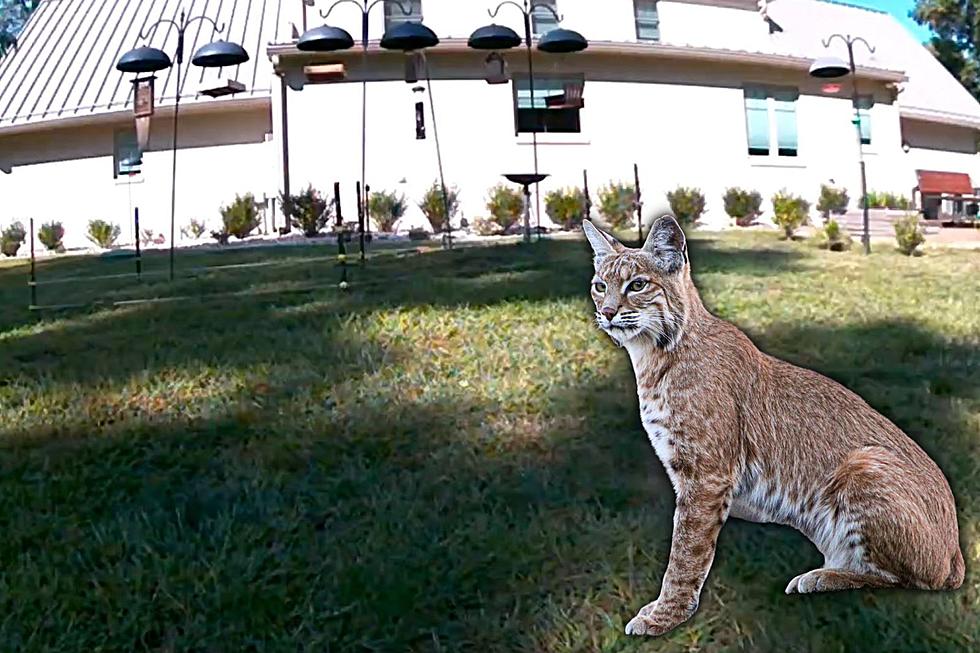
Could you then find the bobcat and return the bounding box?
[582,216,964,638]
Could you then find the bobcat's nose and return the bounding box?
[601,307,618,321]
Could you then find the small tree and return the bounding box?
[667,186,706,226]
[723,187,763,227]
[221,193,261,240]
[486,183,524,233]
[280,185,331,237]
[894,213,925,256]
[87,219,121,249]
[598,181,636,229]
[419,180,459,233]
[1,221,26,257]
[817,184,849,218]
[181,218,208,240]
[545,187,586,230]
[368,190,407,232]
[38,221,65,252]
[771,190,810,239]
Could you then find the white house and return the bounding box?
[2,0,979,250]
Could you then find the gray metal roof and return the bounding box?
[0,0,285,129]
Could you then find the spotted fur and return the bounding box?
[583,217,964,639]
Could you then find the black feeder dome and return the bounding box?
[191,41,250,68]
[297,24,355,52]
[467,24,522,50]
[809,56,850,79]
[380,22,439,51]
[537,28,588,54]
[116,46,172,73]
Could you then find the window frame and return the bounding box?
[743,85,799,159]
[633,0,660,42]
[384,0,423,30]
[856,94,873,146]
[531,0,559,37]
[512,73,585,135]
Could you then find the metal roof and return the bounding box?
[0,0,285,130]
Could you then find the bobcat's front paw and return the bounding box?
[623,600,694,637]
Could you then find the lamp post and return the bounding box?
[298,1,438,253]
[468,2,587,242]
[117,11,249,281]
[809,34,875,255]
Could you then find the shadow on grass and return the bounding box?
[0,311,976,650]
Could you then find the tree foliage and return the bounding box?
[914,1,980,100]
[0,1,40,57]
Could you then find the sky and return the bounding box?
[841,0,934,42]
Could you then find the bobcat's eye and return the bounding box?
[593,281,607,293]
[628,279,648,293]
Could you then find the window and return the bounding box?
[634,0,660,41]
[513,75,584,134]
[531,0,559,37]
[856,95,873,145]
[113,128,141,178]
[744,86,798,157]
[384,0,422,29]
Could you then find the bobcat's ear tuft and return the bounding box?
[582,220,624,267]
[643,215,687,274]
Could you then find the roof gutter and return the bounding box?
[900,106,980,130]
[267,37,908,83]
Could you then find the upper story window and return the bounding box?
[531,0,559,37]
[513,74,584,134]
[384,0,423,29]
[856,95,873,145]
[634,0,660,42]
[744,86,798,157]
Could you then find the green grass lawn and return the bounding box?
[1,232,978,652]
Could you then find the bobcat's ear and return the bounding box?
[643,215,687,274]
[582,220,624,267]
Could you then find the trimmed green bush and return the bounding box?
[419,181,460,233]
[894,213,925,256]
[545,187,586,230]
[772,190,810,239]
[87,219,121,249]
[38,221,65,252]
[221,193,261,240]
[486,184,524,233]
[817,218,853,252]
[667,186,706,226]
[1,221,26,257]
[598,182,636,229]
[817,185,849,218]
[368,190,407,233]
[723,187,763,226]
[280,186,331,238]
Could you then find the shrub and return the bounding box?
[894,213,925,256]
[1,221,26,257]
[667,186,706,226]
[419,181,459,233]
[817,185,849,218]
[723,187,763,227]
[140,228,156,246]
[211,229,230,245]
[817,218,853,252]
[181,218,207,240]
[280,185,331,237]
[471,217,503,236]
[87,219,121,249]
[771,190,810,239]
[368,190,407,232]
[221,193,261,240]
[886,193,911,210]
[408,228,430,241]
[486,183,524,233]
[598,181,636,229]
[38,221,65,252]
[545,187,586,230]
